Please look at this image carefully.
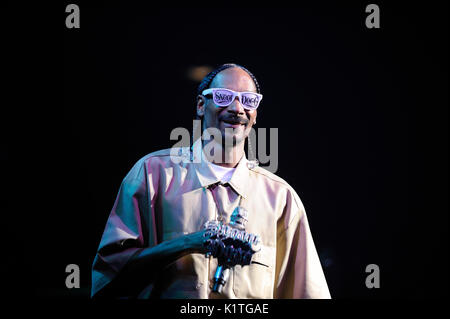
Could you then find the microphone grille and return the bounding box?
[229,206,248,230]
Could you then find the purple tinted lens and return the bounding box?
[213,90,234,106]
[241,93,260,109]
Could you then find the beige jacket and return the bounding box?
[92,143,331,299]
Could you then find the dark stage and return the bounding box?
[3,2,448,303]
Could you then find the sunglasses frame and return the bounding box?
[202,88,263,110]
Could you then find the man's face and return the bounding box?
[197,67,258,147]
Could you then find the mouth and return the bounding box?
[221,117,248,127]
[221,120,245,129]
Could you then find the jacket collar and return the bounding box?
[190,139,250,199]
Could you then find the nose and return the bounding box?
[226,96,245,115]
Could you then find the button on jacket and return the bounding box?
[91,143,331,299]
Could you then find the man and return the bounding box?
[91,63,331,299]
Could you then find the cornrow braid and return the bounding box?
[196,63,261,97]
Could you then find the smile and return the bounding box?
[221,120,245,128]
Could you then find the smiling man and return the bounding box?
[91,63,331,299]
[201,67,258,135]
[196,65,259,168]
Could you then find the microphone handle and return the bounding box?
[212,264,230,293]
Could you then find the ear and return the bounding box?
[251,111,257,125]
[196,95,206,117]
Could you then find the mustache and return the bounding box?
[220,115,249,125]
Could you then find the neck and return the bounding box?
[202,139,245,168]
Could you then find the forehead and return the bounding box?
[210,67,257,93]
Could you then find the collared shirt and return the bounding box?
[207,161,235,183]
[91,143,331,299]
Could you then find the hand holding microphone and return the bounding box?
[202,207,261,293]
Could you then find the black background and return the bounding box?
[4,1,448,301]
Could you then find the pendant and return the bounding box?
[217,214,225,223]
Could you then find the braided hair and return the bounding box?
[197,63,262,98]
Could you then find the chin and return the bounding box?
[223,133,245,147]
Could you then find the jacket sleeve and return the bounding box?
[91,157,156,298]
[274,190,331,299]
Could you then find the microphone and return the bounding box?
[211,206,259,294]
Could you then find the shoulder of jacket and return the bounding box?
[250,165,290,187]
[124,147,187,178]
[137,147,188,164]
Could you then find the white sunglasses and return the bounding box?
[202,88,263,110]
